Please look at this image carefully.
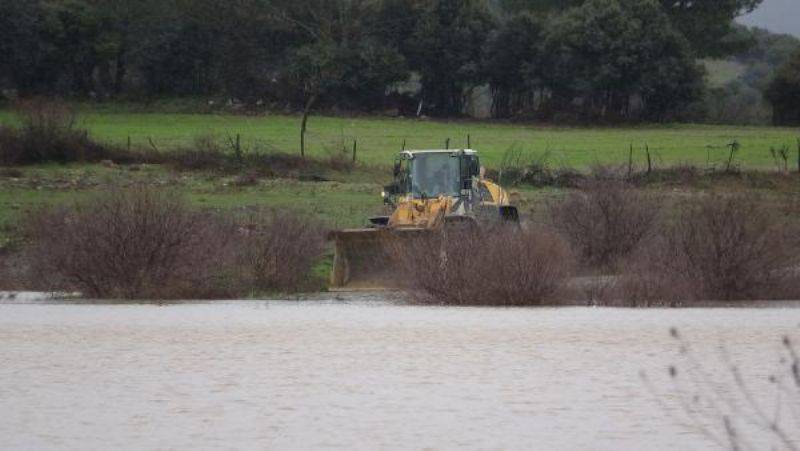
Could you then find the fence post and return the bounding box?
[352,139,357,163]
[467,134,471,148]
[645,143,652,175]
[402,139,406,151]
[628,144,633,179]
[445,138,450,150]
[148,137,159,153]
[725,140,739,173]
[235,133,242,162]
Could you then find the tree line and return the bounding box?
[3,0,798,123]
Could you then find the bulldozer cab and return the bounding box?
[386,150,480,202]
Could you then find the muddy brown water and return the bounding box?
[1,295,799,450]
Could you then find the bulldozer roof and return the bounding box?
[399,149,478,159]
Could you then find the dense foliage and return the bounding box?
[766,50,800,125]
[1,0,792,123]
[701,26,800,125]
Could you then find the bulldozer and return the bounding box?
[328,149,518,290]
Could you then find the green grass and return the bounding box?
[2,108,800,246]
[2,109,798,169]
[0,165,384,240]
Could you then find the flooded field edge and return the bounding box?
[4,290,800,309]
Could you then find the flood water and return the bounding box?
[1,298,799,450]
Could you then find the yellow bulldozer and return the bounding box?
[328,149,518,290]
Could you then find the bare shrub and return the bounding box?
[549,180,661,272]
[323,143,355,173]
[0,126,23,165]
[1,98,110,165]
[493,147,585,188]
[232,170,260,187]
[0,250,27,291]
[398,225,573,306]
[237,209,327,292]
[631,164,700,186]
[17,97,76,133]
[551,167,584,188]
[619,193,800,303]
[613,241,696,306]
[162,135,230,171]
[23,187,240,299]
[0,166,24,178]
[161,136,334,180]
[643,329,800,449]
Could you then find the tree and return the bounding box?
[736,26,800,69]
[541,0,703,121]
[39,0,106,96]
[499,0,764,58]
[177,0,285,99]
[765,51,800,126]
[483,12,545,117]
[658,0,762,57]
[407,0,494,116]
[279,0,407,156]
[0,0,56,94]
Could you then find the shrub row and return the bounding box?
[0,99,112,165]
[0,99,354,181]
[552,181,800,304]
[5,183,798,305]
[13,187,326,299]
[618,194,800,304]
[398,183,800,306]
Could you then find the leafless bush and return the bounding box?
[23,187,241,299]
[161,135,230,171]
[237,209,327,292]
[613,241,696,306]
[398,225,573,306]
[1,98,110,165]
[0,126,23,165]
[619,194,800,303]
[323,143,355,173]
[17,97,76,132]
[0,166,24,178]
[0,251,27,291]
[643,328,800,450]
[492,147,584,188]
[160,135,335,179]
[231,170,260,186]
[630,164,701,186]
[549,180,661,272]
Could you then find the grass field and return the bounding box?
[2,108,800,244]
[0,164,384,234]
[2,110,798,169]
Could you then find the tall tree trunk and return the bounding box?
[299,93,318,159]
[114,56,126,95]
[114,19,129,96]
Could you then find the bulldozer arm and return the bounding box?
[328,227,429,290]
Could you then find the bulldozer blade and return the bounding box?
[328,228,429,290]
